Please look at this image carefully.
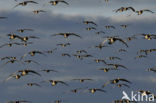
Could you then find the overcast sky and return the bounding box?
[0,0,156,103]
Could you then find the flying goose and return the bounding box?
[102,78,131,87]
[23,59,40,65]
[52,33,81,38]
[103,36,129,47]
[0,42,21,48]
[114,7,135,13]
[134,55,147,59]
[94,59,107,64]
[14,1,38,8]
[42,80,69,86]
[26,83,41,87]
[0,17,7,19]
[21,50,46,60]
[113,84,130,88]
[87,88,106,94]
[147,68,156,73]
[76,50,87,54]
[33,10,46,14]
[106,56,122,60]
[86,27,96,31]
[41,69,58,73]
[7,34,21,40]
[57,43,70,47]
[83,21,97,26]
[3,74,22,82]
[1,56,16,61]
[49,0,69,5]
[106,63,127,69]
[136,9,154,15]
[61,53,71,57]
[18,36,39,42]
[73,78,93,83]
[18,69,41,76]
[7,100,31,103]
[96,31,105,35]
[118,49,127,53]
[105,25,115,29]
[98,68,117,72]
[17,28,34,33]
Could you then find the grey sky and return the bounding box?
[0,0,156,103]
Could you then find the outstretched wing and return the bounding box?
[60,1,69,5]
[119,78,131,84]
[97,89,106,92]
[127,7,135,12]
[29,70,41,76]
[116,38,129,47]
[69,33,82,38]
[58,81,69,86]
[143,9,154,13]
[26,1,38,4]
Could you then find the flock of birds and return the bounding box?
[0,0,156,103]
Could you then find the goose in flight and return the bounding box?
[114,84,130,88]
[96,31,105,35]
[17,28,34,33]
[18,36,39,42]
[134,55,147,59]
[120,25,129,29]
[18,69,41,76]
[73,78,93,83]
[7,100,31,103]
[102,36,129,47]
[41,69,58,73]
[61,53,71,57]
[114,7,135,13]
[1,56,16,61]
[20,50,46,60]
[106,63,127,70]
[147,68,156,73]
[102,78,131,87]
[14,1,38,8]
[136,9,154,15]
[7,34,21,40]
[89,44,108,50]
[33,10,46,14]
[105,25,115,29]
[3,74,22,82]
[26,83,41,87]
[83,21,97,26]
[0,42,21,48]
[1,59,20,67]
[76,50,87,54]
[52,33,81,38]
[49,0,69,5]
[87,88,106,94]
[0,17,7,19]
[118,49,127,53]
[57,43,70,47]
[86,27,96,31]
[106,56,122,61]
[134,33,156,40]
[42,80,69,86]
[137,90,155,96]
[23,59,40,65]
[94,59,107,64]
[43,48,57,54]
[98,68,117,72]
